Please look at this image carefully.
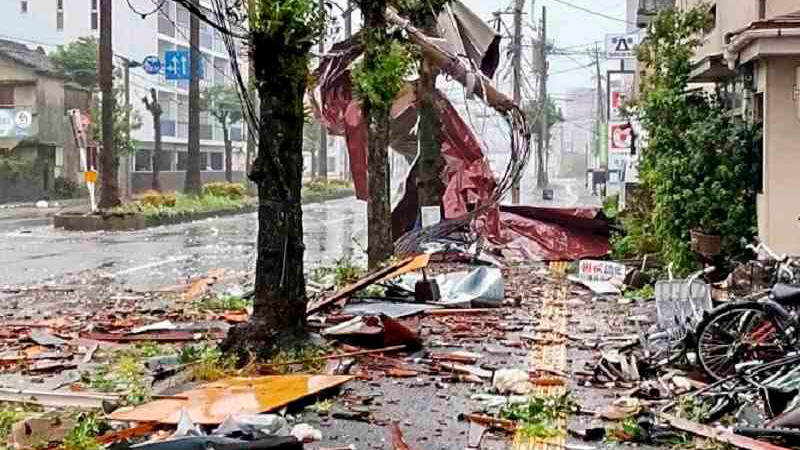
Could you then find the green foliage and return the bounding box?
[499,394,572,439]
[523,97,565,142]
[675,395,710,422]
[393,0,449,26]
[197,294,252,311]
[352,38,414,112]
[181,345,238,381]
[50,37,98,88]
[201,85,244,128]
[608,417,645,442]
[266,343,330,374]
[83,343,177,405]
[302,179,354,203]
[307,399,334,415]
[624,284,655,300]
[0,405,32,444]
[89,93,142,156]
[52,176,87,199]
[622,5,762,274]
[62,413,108,450]
[112,192,252,218]
[603,194,619,219]
[202,182,247,200]
[310,256,366,288]
[0,155,35,180]
[141,190,177,208]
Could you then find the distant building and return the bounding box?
[0,38,90,202]
[0,0,251,194]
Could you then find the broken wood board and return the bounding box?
[306,255,429,316]
[109,375,353,424]
[659,413,791,450]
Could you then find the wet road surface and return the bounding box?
[0,197,366,286]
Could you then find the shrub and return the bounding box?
[52,176,86,199]
[141,190,177,208]
[202,182,246,200]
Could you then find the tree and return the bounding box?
[50,36,98,88]
[396,1,449,208]
[524,97,563,144]
[98,0,118,209]
[142,88,163,191]
[202,85,244,182]
[90,83,143,178]
[185,0,203,194]
[222,0,324,357]
[352,1,414,268]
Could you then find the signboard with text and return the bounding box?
[606,32,639,60]
[609,121,632,153]
[578,260,627,286]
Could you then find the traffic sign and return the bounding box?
[143,55,161,75]
[164,50,190,80]
[606,32,639,60]
[609,122,632,152]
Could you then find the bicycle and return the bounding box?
[695,242,800,381]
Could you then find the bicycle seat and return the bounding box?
[771,283,800,305]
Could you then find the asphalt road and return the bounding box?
[0,197,366,287]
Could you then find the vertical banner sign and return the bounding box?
[69,109,97,211]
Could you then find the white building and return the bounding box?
[0,0,249,193]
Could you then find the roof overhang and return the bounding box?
[690,53,736,82]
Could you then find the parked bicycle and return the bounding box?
[696,241,800,381]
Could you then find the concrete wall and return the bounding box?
[760,56,800,254]
[131,171,246,193]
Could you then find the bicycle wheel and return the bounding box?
[696,301,795,381]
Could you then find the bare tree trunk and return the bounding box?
[144,88,163,192]
[416,55,443,208]
[221,27,308,358]
[185,0,202,194]
[362,0,394,268]
[98,0,119,209]
[223,125,233,183]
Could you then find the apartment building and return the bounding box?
[0,0,249,194]
[678,0,800,254]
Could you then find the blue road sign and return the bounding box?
[164,50,190,80]
[142,55,161,75]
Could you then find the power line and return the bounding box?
[545,0,635,26]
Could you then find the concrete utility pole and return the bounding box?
[593,43,606,197]
[343,0,352,180]
[98,0,119,209]
[318,0,328,180]
[511,0,524,204]
[537,6,548,189]
[185,0,202,193]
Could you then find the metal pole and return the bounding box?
[318,0,328,179]
[511,0,523,204]
[123,60,131,198]
[538,6,548,189]
[343,0,352,180]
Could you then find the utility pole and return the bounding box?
[98,0,119,209]
[185,0,202,193]
[593,43,606,197]
[318,0,328,180]
[343,0,352,180]
[537,6,548,189]
[511,0,524,204]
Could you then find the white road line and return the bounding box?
[109,255,193,277]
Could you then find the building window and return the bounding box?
[703,5,716,35]
[158,1,175,37]
[210,152,223,171]
[200,152,209,170]
[0,86,14,107]
[758,0,766,19]
[156,151,174,171]
[135,150,152,172]
[20,1,28,13]
[177,151,188,171]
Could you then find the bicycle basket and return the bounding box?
[655,279,712,340]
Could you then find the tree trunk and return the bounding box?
[362,0,394,269]
[185,0,202,194]
[416,54,443,208]
[152,110,162,192]
[98,0,119,209]
[223,125,233,183]
[221,27,308,358]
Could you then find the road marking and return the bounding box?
[108,255,193,277]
